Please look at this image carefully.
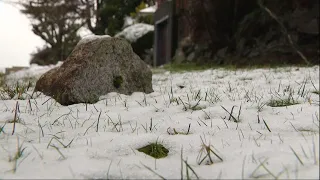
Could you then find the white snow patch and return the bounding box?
[139,5,157,14]
[77,27,95,38]
[5,62,63,83]
[123,16,135,29]
[115,23,154,42]
[77,35,111,46]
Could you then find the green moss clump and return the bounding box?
[113,75,123,89]
[138,143,169,159]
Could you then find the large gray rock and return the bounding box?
[34,36,153,105]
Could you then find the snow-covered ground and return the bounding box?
[0,64,319,179]
[4,62,63,86]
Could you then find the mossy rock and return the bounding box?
[138,143,169,159]
[34,37,153,106]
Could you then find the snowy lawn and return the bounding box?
[0,64,319,179]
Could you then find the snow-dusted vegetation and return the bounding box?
[0,64,319,179]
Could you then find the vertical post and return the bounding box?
[153,23,158,67]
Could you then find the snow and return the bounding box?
[4,62,63,85]
[77,27,95,39]
[123,16,135,29]
[0,65,319,179]
[139,5,157,14]
[115,23,154,43]
[77,35,111,46]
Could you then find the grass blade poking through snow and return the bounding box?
[0,122,6,134]
[263,119,272,132]
[95,111,102,132]
[141,163,166,180]
[12,101,19,135]
[184,160,200,180]
[181,147,183,180]
[221,105,240,123]
[290,146,304,165]
[180,147,199,180]
[197,136,223,165]
[50,145,66,160]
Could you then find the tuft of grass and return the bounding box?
[267,98,299,107]
[0,123,6,134]
[0,81,32,100]
[167,124,191,135]
[7,117,24,124]
[138,142,169,159]
[7,137,27,173]
[257,101,267,112]
[268,84,300,107]
[221,105,241,123]
[9,142,26,163]
[190,105,206,111]
[141,118,158,133]
[179,96,206,111]
[196,136,223,165]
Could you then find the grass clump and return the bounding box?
[190,105,206,111]
[9,143,26,162]
[0,81,32,100]
[138,142,169,159]
[167,124,191,135]
[267,98,299,107]
[197,136,223,165]
[179,93,207,112]
[0,123,6,134]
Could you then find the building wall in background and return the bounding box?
[154,0,175,66]
[154,0,193,66]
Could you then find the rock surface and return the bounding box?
[34,36,153,105]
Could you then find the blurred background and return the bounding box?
[0,0,319,72]
[0,0,44,68]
